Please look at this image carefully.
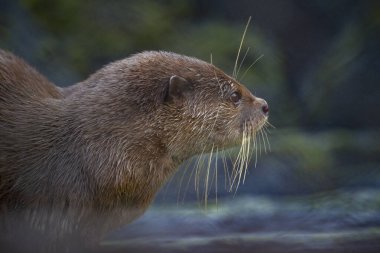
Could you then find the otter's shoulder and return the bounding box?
[0,49,62,101]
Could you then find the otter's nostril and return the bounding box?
[262,103,269,115]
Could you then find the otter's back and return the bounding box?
[0,50,62,102]
[0,50,63,196]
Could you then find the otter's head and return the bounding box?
[72,51,270,196]
[150,52,269,159]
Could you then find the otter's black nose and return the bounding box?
[262,102,269,115]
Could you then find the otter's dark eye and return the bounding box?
[230,92,241,104]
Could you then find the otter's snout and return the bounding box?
[255,97,269,116]
[261,100,269,116]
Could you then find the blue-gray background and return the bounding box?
[1,0,379,252]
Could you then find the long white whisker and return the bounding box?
[176,160,193,205]
[254,132,258,168]
[263,126,271,152]
[236,47,250,79]
[240,54,264,81]
[233,16,252,79]
[266,121,276,129]
[230,129,244,191]
[181,157,197,203]
[194,147,207,203]
[203,145,214,209]
[260,129,267,154]
[215,147,218,208]
[243,126,251,184]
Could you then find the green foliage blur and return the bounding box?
[1,0,379,197]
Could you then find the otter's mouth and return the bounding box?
[217,114,268,150]
[239,114,268,135]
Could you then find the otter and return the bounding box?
[0,49,268,252]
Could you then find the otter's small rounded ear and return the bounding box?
[165,75,192,102]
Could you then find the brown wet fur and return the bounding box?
[0,49,268,251]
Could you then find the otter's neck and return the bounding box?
[61,96,181,209]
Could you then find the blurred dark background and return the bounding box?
[1,0,380,252]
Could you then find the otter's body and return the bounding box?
[0,49,268,251]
